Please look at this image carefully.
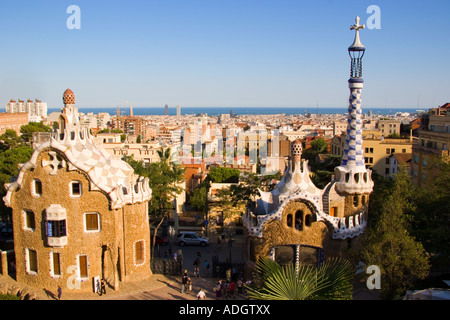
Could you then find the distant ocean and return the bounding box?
[48,106,421,116]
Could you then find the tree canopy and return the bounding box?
[127,147,184,221]
[20,122,51,144]
[358,169,430,299]
[208,167,240,183]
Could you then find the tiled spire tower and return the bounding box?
[335,17,374,194]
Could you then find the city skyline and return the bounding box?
[0,0,449,110]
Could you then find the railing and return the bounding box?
[151,258,183,276]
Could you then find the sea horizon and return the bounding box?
[47,106,423,117]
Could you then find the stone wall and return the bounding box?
[0,279,39,300]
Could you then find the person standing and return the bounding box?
[205,259,210,277]
[100,279,106,296]
[237,278,243,295]
[229,281,235,298]
[186,276,192,294]
[181,270,188,294]
[57,286,62,300]
[215,281,222,300]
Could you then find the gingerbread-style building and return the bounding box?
[242,17,374,271]
[3,89,152,293]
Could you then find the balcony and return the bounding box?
[47,236,68,247]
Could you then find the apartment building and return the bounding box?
[331,130,413,177]
[0,112,29,135]
[6,99,47,122]
[411,104,450,186]
[378,119,402,137]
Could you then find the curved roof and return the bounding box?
[3,90,151,209]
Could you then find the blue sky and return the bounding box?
[0,0,449,109]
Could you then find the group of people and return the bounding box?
[181,269,207,300]
[192,251,210,277]
[214,278,246,300]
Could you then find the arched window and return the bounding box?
[305,214,312,227]
[295,210,303,231]
[286,214,293,228]
[353,195,359,207]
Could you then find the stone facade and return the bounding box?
[3,89,152,294]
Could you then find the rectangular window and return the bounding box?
[70,181,82,197]
[27,249,38,274]
[85,213,100,232]
[135,241,144,264]
[33,179,42,197]
[79,255,88,279]
[47,220,67,237]
[52,252,61,276]
[24,210,35,230]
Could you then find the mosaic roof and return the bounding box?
[3,89,151,209]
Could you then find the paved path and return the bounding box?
[111,275,248,300]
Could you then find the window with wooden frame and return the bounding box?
[84,213,100,232]
[78,255,88,279]
[51,252,61,277]
[135,240,145,264]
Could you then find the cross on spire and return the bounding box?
[349,16,365,50]
[351,16,365,32]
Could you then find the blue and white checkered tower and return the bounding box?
[335,17,374,194]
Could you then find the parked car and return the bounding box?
[177,232,209,247]
[150,235,169,246]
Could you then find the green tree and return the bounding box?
[0,130,22,150]
[247,257,354,300]
[190,185,207,212]
[208,167,240,183]
[0,145,33,222]
[358,170,430,299]
[127,147,184,257]
[310,138,328,154]
[309,154,342,189]
[20,122,51,144]
[303,138,329,162]
[232,171,281,205]
[413,160,450,266]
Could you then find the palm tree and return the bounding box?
[127,147,185,258]
[247,257,354,300]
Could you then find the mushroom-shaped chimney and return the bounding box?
[63,89,76,105]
